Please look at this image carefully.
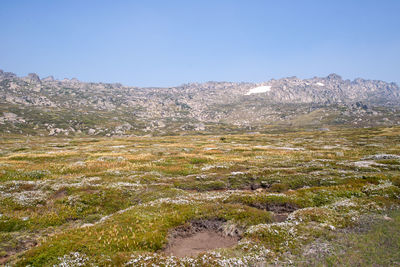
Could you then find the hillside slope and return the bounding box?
[1,70,399,135]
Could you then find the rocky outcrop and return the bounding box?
[26,73,41,84]
[362,154,400,160]
[42,76,54,82]
[0,69,399,135]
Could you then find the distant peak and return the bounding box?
[27,73,41,83]
[326,73,342,80]
[28,73,40,79]
[42,76,55,82]
[0,70,17,79]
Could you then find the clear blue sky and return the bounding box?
[1,0,399,87]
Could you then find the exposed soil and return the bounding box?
[250,202,297,222]
[51,188,68,200]
[163,219,240,257]
[273,213,289,222]
[252,202,298,213]
[0,238,37,265]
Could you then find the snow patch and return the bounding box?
[316,82,325,86]
[245,86,271,95]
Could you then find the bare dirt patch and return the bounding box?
[273,213,289,222]
[51,188,68,200]
[0,238,37,265]
[249,202,298,222]
[163,219,240,257]
[254,202,298,213]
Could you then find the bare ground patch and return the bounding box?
[0,237,37,265]
[251,202,298,222]
[163,219,240,257]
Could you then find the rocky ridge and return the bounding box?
[0,69,399,135]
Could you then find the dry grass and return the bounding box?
[0,126,399,266]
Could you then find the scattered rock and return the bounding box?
[250,183,261,190]
[26,73,41,84]
[252,202,298,213]
[362,154,400,160]
[336,151,344,157]
[42,76,54,82]
[1,69,400,135]
[383,214,393,221]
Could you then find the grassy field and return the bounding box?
[0,127,400,266]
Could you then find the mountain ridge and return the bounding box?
[1,69,399,136]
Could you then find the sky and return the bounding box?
[1,0,399,87]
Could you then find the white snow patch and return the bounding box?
[316,82,325,86]
[245,86,271,95]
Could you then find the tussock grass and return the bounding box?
[0,126,399,265]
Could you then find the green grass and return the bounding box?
[301,210,400,266]
[0,170,49,182]
[17,202,272,266]
[0,126,399,265]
